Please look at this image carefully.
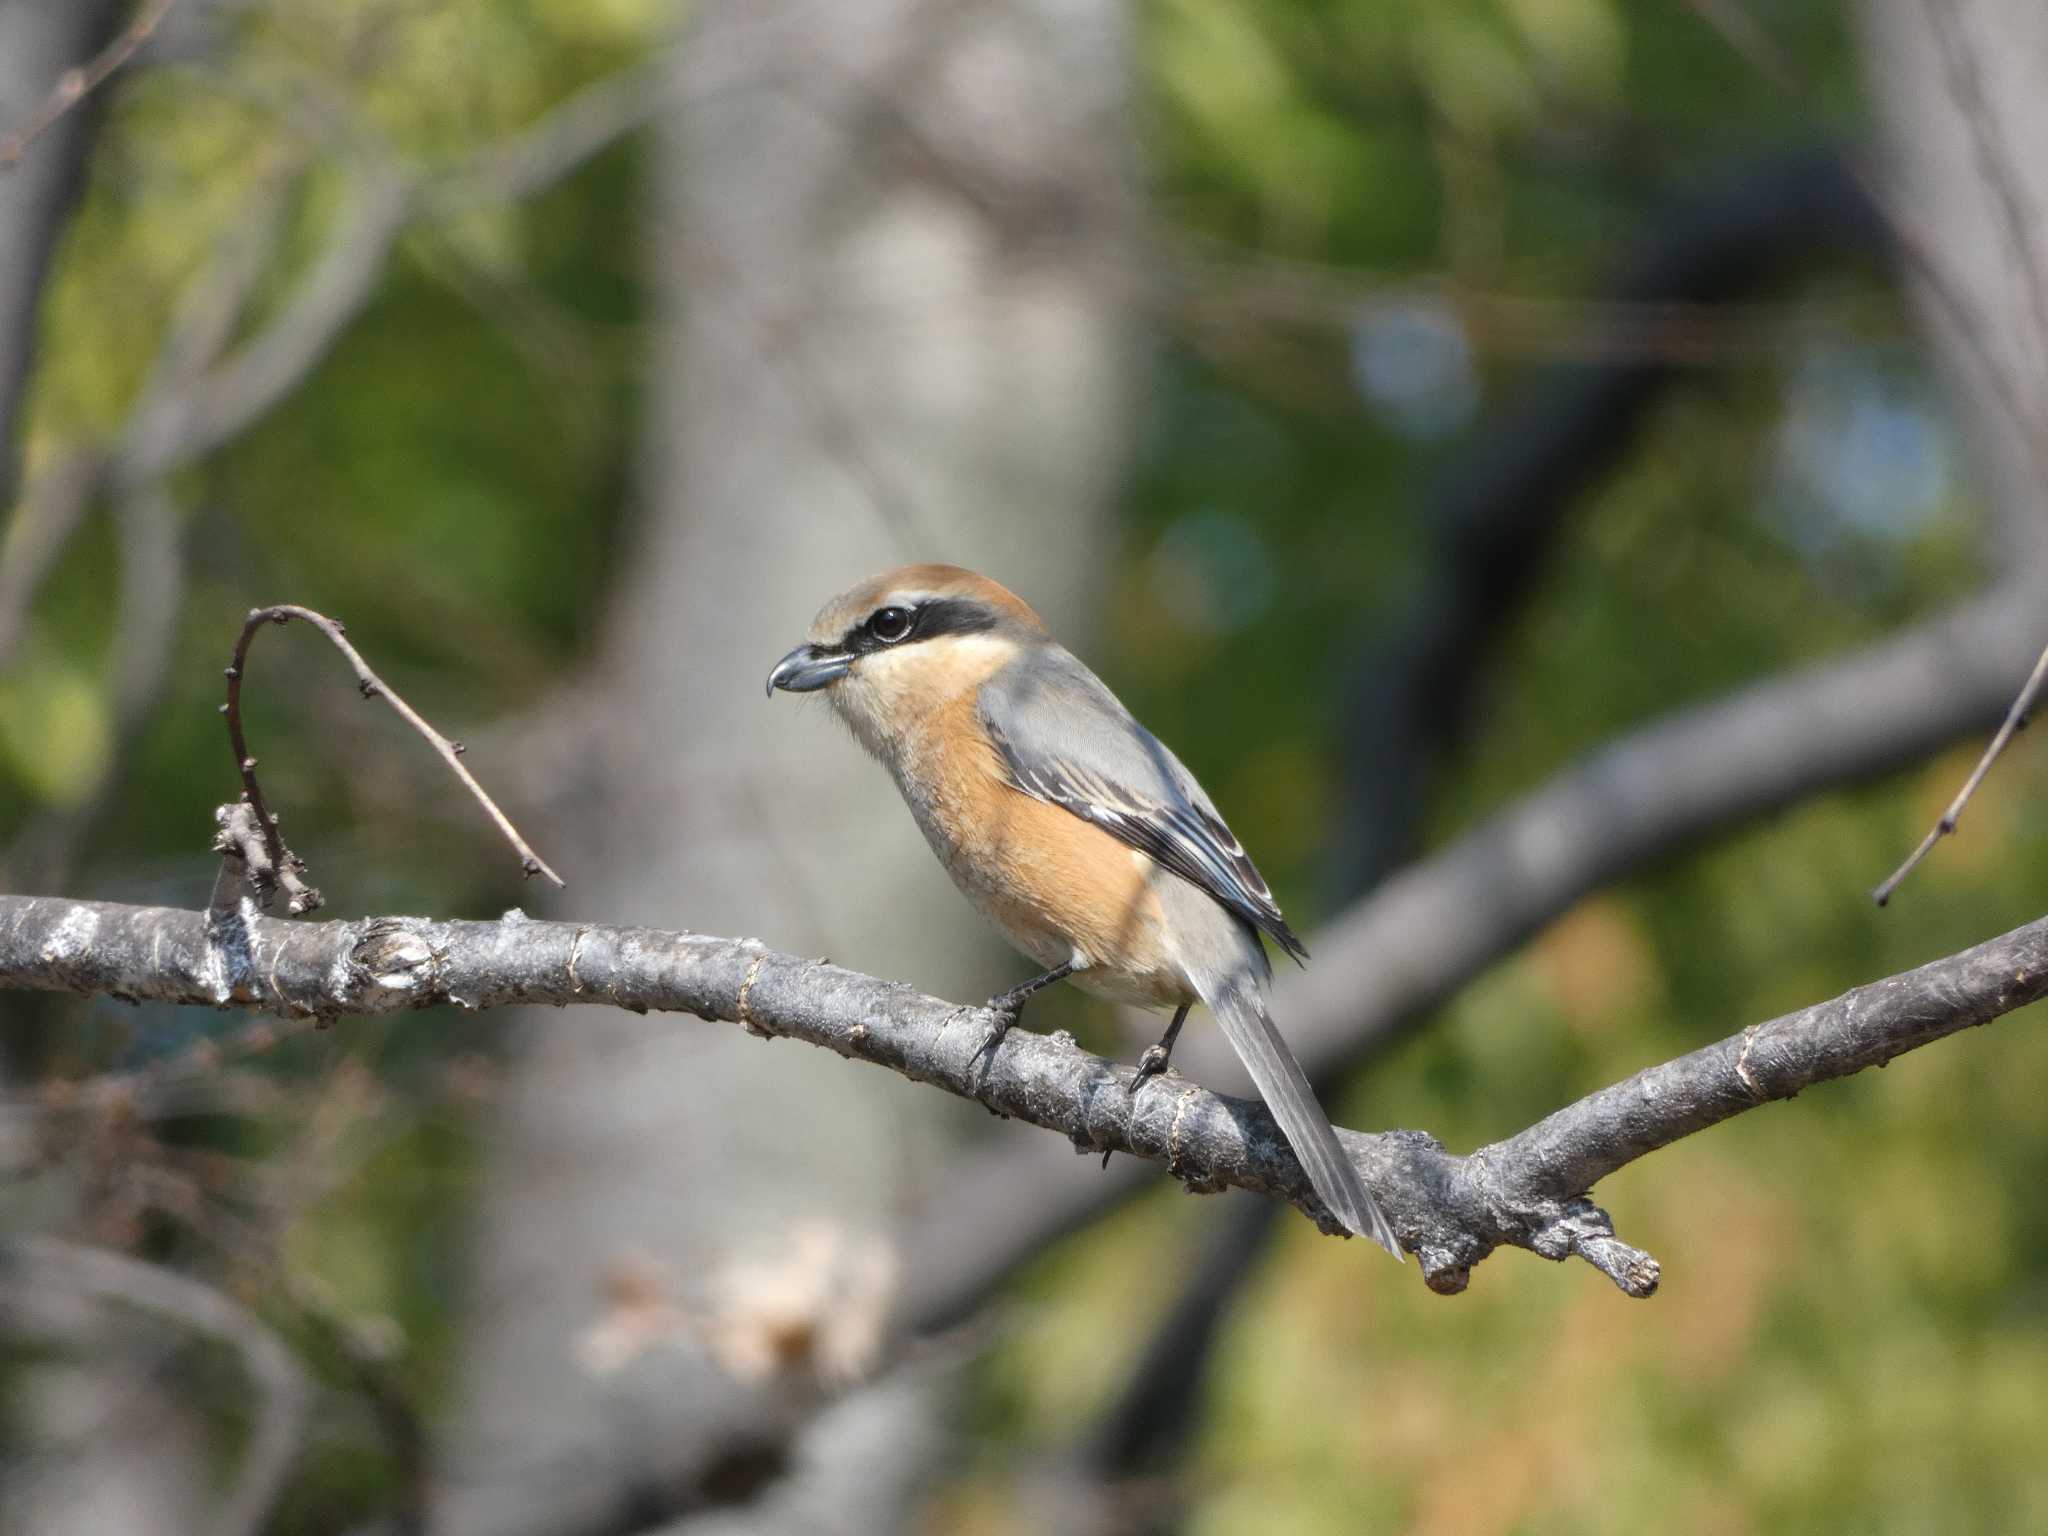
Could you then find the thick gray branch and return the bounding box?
[6,894,2045,1297]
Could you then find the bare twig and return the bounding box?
[5,894,2048,1298]
[219,605,564,908]
[1872,636,2048,904]
[0,1234,312,1536]
[0,0,177,171]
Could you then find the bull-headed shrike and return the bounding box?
[767,563,1399,1257]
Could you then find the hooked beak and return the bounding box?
[766,643,852,698]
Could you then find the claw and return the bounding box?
[980,1002,1018,1054]
[1132,1042,1171,1088]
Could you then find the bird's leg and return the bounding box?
[982,961,1077,1041]
[1101,1002,1196,1170]
[1133,1003,1192,1089]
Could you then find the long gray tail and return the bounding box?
[1203,977,1401,1258]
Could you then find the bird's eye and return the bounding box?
[868,606,913,643]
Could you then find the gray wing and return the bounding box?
[979,648,1308,963]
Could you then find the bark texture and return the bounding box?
[9,892,2048,1303]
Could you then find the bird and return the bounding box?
[765,563,1400,1257]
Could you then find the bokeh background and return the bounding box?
[5,1,2048,1532]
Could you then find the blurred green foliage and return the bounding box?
[6,1,2048,1532]
[5,0,649,897]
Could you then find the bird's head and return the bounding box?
[767,564,1045,756]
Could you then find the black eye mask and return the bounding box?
[837,597,1000,656]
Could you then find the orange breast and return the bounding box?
[899,693,1192,1008]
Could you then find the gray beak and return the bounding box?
[766,643,852,697]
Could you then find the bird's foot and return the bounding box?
[977,962,1075,1046]
[982,986,1031,1024]
[1131,1042,1173,1089]
[1101,1045,1177,1169]
[978,993,1024,1054]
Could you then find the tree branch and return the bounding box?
[5,894,2046,1297]
[0,1234,312,1536]
[0,0,177,172]
[1291,587,2045,1081]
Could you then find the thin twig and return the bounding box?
[0,0,178,170]
[1872,636,2048,904]
[221,605,565,905]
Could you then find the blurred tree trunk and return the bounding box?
[1859,0,2048,571]
[0,0,122,513]
[429,2,1133,1532]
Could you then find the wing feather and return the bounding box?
[980,653,1308,963]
